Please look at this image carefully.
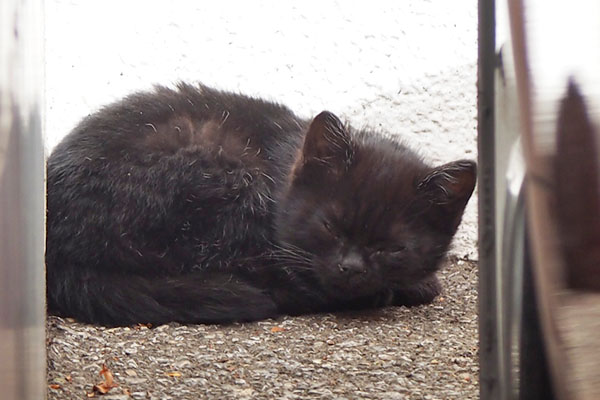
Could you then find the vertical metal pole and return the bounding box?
[478,0,499,399]
[0,1,46,399]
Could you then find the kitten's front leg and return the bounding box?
[392,275,441,307]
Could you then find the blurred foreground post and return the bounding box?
[0,0,46,399]
[508,0,600,398]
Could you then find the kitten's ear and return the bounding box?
[300,111,353,174]
[417,160,477,233]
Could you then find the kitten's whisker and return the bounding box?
[260,172,275,184]
[272,241,313,257]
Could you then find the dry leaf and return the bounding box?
[99,364,113,381]
[49,384,61,390]
[92,364,119,394]
[92,382,115,394]
[165,371,182,378]
[270,326,285,333]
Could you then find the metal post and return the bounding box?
[0,1,46,399]
[478,0,499,399]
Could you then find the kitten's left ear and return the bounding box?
[417,160,477,233]
[300,111,353,174]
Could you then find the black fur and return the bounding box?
[46,83,476,326]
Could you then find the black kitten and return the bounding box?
[46,83,476,326]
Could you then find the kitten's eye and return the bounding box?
[372,248,384,256]
[389,246,406,255]
[322,220,339,239]
[371,246,406,257]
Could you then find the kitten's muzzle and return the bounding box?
[337,251,367,275]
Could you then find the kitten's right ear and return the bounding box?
[300,111,354,175]
[417,160,477,233]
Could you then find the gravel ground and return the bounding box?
[46,258,478,400]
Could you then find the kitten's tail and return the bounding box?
[47,267,277,326]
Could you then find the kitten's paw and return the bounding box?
[392,275,441,307]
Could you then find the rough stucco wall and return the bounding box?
[45,1,478,259]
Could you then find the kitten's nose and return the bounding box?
[339,251,366,274]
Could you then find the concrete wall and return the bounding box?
[45,0,478,259]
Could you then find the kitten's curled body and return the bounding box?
[46,83,476,326]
